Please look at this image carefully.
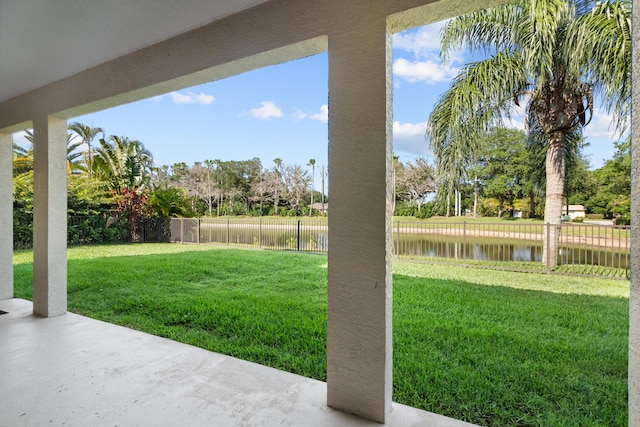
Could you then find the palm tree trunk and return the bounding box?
[446,194,451,217]
[473,174,478,218]
[529,191,536,218]
[310,164,315,217]
[542,131,567,268]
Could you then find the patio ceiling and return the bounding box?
[0,0,266,103]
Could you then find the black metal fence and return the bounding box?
[393,221,630,279]
[14,216,171,250]
[172,218,631,279]
[14,216,629,279]
[171,218,327,253]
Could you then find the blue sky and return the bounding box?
[15,20,624,180]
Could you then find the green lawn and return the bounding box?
[13,244,628,426]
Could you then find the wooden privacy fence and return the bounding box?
[171,218,631,279]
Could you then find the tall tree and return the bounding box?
[269,158,285,215]
[284,164,311,215]
[396,157,435,213]
[308,158,316,216]
[477,128,530,217]
[68,122,104,178]
[427,0,630,266]
[586,138,631,220]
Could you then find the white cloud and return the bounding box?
[503,104,527,131]
[393,121,430,156]
[250,101,283,119]
[392,58,459,84]
[583,109,625,140]
[154,91,215,105]
[295,105,328,123]
[310,105,328,122]
[11,130,32,151]
[392,21,465,85]
[393,21,449,57]
[394,121,427,139]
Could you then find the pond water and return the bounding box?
[188,223,629,270]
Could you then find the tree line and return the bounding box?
[12,121,438,248]
[440,127,631,224]
[12,121,629,227]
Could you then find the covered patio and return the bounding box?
[1,0,638,425]
[1,298,471,426]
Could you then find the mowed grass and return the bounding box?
[13,244,628,426]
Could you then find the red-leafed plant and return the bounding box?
[112,187,150,242]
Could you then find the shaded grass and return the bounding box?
[15,246,327,380]
[13,244,628,426]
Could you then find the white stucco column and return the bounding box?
[0,132,13,300]
[326,10,393,423]
[32,116,67,317]
[630,0,640,423]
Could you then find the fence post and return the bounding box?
[227,217,230,245]
[197,218,200,245]
[297,219,301,251]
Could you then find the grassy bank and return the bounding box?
[13,244,628,426]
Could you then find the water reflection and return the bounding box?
[193,222,628,270]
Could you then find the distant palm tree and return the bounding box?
[12,141,28,158]
[427,0,630,266]
[68,122,104,178]
[307,158,316,216]
[272,158,284,215]
[148,186,191,217]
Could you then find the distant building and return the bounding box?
[565,205,586,220]
[309,203,328,214]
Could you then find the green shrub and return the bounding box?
[395,203,417,217]
[416,201,436,219]
[614,215,630,226]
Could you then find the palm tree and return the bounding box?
[148,186,191,218]
[427,0,630,266]
[271,158,284,215]
[93,135,153,193]
[307,158,316,216]
[68,122,104,178]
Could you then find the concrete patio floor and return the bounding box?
[0,298,475,427]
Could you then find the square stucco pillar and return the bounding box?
[0,132,13,300]
[32,116,67,317]
[327,12,393,424]
[630,0,640,423]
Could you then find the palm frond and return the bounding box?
[440,2,524,61]
[563,0,631,131]
[520,0,573,82]
[428,52,529,197]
